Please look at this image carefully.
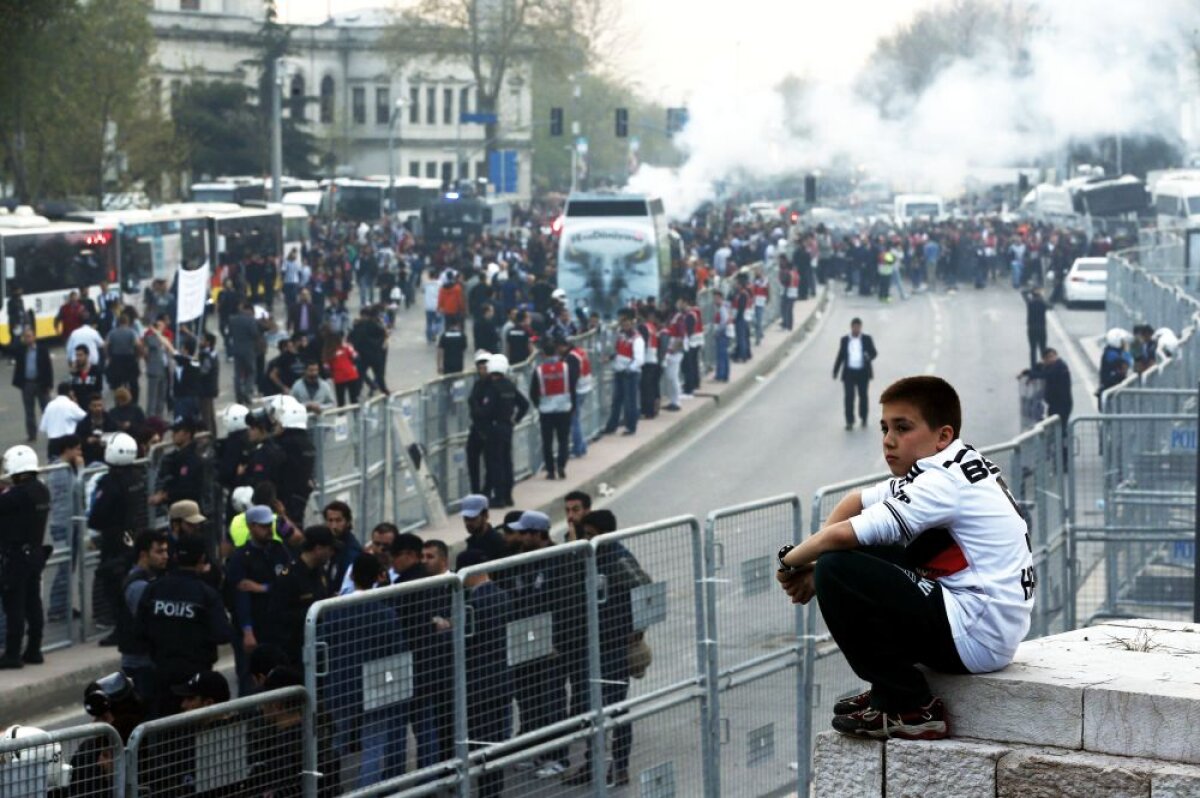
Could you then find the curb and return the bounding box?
[533,287,831,528]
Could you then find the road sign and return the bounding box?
[460,112,498,125]
[575,136,588,155]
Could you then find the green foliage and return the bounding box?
[0,0,174,203]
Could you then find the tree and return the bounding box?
[173,82,265,179]
[250,0,318,178]
[0,0,166,204]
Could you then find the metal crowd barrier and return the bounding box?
[0,722,123,798]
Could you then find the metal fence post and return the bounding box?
[453,575,471,798]
[701,516,722,798]
[583,542,607,796]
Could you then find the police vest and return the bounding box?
[752,280,770,306]
[537,360,572,413]
[570,347,594,394]
[614,335,639,370]
[669,312,690,350]
[640,322,660,365]
[787,270,800,298]
[228,513,285,548]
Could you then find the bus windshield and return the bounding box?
[3,228,117,295]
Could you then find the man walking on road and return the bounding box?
[12,329,53,443]
[529,338,577,480]
[832,317,877,430]
[1022,288,1048,370]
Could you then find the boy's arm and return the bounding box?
[781,520,859,569]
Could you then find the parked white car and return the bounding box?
[1064,257,1108,306]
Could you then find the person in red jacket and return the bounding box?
[437,270,467,326]
[323,331,362,407]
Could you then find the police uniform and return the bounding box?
[528,355,576,479]
[478,376,529,507]
[217,429,249,491]
[158,440,205,506]
[467,377,489,495]
[275,429,316,525]
[244,436,286,489]
[136,568,233,710]
[88,464,149,629]
[226,538,293,642]
[267,557,331,663]
[0,476,51,664]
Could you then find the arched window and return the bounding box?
[289,73,306,121]
[320,75,335,124]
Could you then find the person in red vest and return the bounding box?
[561,337,592,457]
[603,309,644,435]
[781,255,801,331]
[529,338,578,479]
[637,307,662,419]
[751,267,770,345]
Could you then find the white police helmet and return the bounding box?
[231,486,255,513]
[104,432,138,466]
[279,396,309,430]
[2,444,38,479]
[487,353,510,376]
[221,404,249,434]
[1105,328,1131,349]
[264,394,290,423]
[0,725,70,787]
[1154,327,1179,359]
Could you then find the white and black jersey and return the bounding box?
[850,439,1034,673]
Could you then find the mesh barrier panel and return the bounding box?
[0,724,122,798]
[128,686,313,797]
[361,394,390,528]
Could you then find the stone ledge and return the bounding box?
[924,620,1200,760]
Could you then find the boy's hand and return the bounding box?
[776,564,815,605]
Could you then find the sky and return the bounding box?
[277,0,939,101]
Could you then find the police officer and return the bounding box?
[0,445,52,668]
[243,407,286,489]
[275,396,315,525]
[217,403,250,492]
[150,416,205,509]
[118,530,169,703]
[466,350,491,495]
[88,432,148,646]
[226,504,293,693]
[268,525,335,664]
[135,535,233,716]
[529,338,577,480]
[478,354,528,509]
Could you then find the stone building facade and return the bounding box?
[149,0,533,200]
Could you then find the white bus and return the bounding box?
[893,194,945,225]
[556,192,671,319]
[0,209,117,344]
[319,178,386,222]
[1152,176,1200,231]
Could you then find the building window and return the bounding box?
[290,74,306,121]
[425,161,438,179]
[375,87,390,125]
[409,162,420,178]
[460,86,471,116]
[444,88,454,125]
[441,162,454,184]
[180,0,199,10]
[476,161,487,181]
[352,86,366,124]
[320,75,335,124]
[409,87,419,124]
[426,87,436,125]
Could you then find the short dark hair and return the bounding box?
[252,481,277,505]
[423,539,449,560]
[390,532,424,557]
[879,376,962,439]
[323,500,352,523]
[351,552,382,589]
[134,530,169,555]
[564,490,592,510]
[581,509,617,534]
[74,344,89,356]
[371,522,399,539]
[57,382,73,397]
[850,317,863,326]
[57,434,81,451]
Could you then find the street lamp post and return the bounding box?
[387,97,407,214]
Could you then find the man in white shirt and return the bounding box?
[603,308,645,436]
[39,382,87,454]
[777,376,1033,741]
[66,321,105,368]
[832,318,878,430]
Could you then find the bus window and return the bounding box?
[566,200,648,217]
[5,230,114,296]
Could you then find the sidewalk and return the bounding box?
[3,289,830,723]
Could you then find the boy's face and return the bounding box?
[879,400,954,476]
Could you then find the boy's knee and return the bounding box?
[813,549,857,590]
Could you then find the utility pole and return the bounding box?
[270,58,283,203]
[388,98,405,213]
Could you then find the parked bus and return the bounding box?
[0,209,117,344]
[556,192,671,319]
[319,178,386,222]
[190,179,266,205]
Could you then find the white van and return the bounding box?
[893,194,944,225]
[1152,177,1200,231]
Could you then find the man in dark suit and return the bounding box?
[832,317,878,430]
[11,329,53,442]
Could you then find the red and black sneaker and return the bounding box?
[830,697,949,741]
[833,689,871,716]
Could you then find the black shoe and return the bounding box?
[845,423,853,431]
[22,650,43,665]
[0,656,24,670]
[545,471,557,480]
[833,689,871,716]
[861,418,868,428]
[558,469,566,480]
[98,634,119,647]
[831,697,948,741]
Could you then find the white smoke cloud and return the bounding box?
[629,0,1200,218]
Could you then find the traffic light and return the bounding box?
[550,107,563,137]
[804,174,818,205]
[615,108,628,138]
[666,107,689,134]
